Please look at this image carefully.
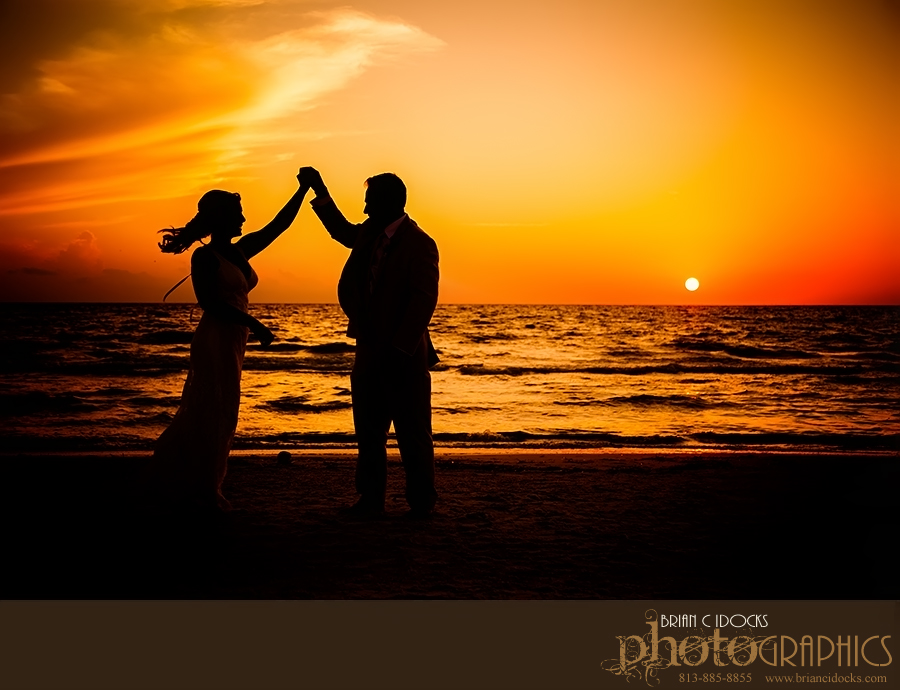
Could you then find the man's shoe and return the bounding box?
[339,497,385,519]
[405,493,436,519]
[403,505,434,521]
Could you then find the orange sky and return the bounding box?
[1,0,897,304]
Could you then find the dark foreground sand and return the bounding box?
[1,451,896,599]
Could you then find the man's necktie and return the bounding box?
[368,232,390,294]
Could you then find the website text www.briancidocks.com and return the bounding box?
[764,673,889,683]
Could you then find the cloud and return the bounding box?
[2,231,102,276]
[55,231,103,272]
[0,231,176,301]
[0,2,443,215]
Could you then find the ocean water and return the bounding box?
[1,304,898,453]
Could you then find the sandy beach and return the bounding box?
[2,451,896,600]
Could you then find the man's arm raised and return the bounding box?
[298,166,360,249]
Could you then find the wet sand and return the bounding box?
[1,451,895,599]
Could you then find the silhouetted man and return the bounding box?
[298,167,439,518]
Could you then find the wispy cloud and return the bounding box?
[0,2,443,215]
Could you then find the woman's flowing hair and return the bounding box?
[158,190,241,254]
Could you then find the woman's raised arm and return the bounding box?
[236,179,310,259]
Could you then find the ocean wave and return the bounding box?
[437,430,897,450]
[260,396,352,413]
[432,431,687,446]
[246,341,355,354]
[138,330,194,345]
[0,392,104,416]
[436,405,504,414]
[242,359,351,373]
[670,338,817,359]
[232,430,688,449]
[247,342,308,353]
[0,355,353,376]
[88,386,142,397]
[0,339,68,355]
[2,356,894,379]
[688,432,899,450]
[723,345,817,359]
[816,333,871,346]
[605,348,648,358]
[0,429,156,452]
[456,362,889,377]
[125,395,182,407]
[466,333,517,343]
[305,342,356,354]
[120,411,173,426]
[1,428,894,453]
[834,351,900,362]
[232,432,357,448]
[554,394,729,409]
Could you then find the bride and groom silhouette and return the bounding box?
[143,167,440,519]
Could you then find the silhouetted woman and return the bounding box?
[143,174,310,512]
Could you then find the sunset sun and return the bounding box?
[685,277,700,292]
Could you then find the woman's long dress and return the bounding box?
[144,248,258,511]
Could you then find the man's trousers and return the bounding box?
[350,341,437,512]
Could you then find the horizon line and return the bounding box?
[2,301,898,308]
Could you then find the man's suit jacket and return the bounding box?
[313,199,439,367]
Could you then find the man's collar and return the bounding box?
[383,213,407,239]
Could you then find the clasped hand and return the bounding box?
[297,167,326,195]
